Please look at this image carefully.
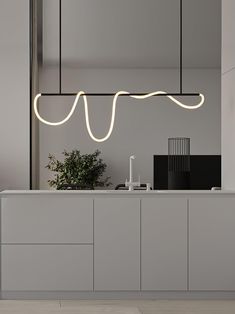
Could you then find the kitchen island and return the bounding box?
[1,189,235,299]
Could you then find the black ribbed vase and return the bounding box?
[168,137,190,190]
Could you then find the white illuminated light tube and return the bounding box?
[34,91,205,143]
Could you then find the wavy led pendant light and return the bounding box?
[34,0,204,143]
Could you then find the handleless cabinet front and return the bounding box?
[1,197,93,243]
[1,245,93,291]
[189,197,235,290]
[94,198,140,291]
[1,196,93,291]
[141,198,187,290]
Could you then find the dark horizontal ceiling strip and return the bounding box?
[41,93,200,97]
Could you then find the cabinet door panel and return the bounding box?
[1,245,93,291]
[1,197,93,243]
[190,197,235,290]
[142,198,187,290]
[94,198,140,291]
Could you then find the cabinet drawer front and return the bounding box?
[1,197,93,243]
[1,245,93,291]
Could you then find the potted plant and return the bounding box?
[46,149,112,190]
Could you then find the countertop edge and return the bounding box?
[1,190,235,197]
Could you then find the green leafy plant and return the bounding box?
[46,149,112,189]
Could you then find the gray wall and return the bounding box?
[39,67,221,189]
[222,0,235,189]
[0,0,30,189]
[43,0,221,69]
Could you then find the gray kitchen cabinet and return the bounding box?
[94,198,140,290]
[2,191,235,296]
[1,197,93,243]
[141,198,187,290]
[189,197,235,290]
[1,245,93,291]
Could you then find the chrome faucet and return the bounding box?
[125,155,140,191]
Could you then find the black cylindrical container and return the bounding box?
[168,137,190,189]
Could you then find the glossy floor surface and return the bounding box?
[1,300,235,314]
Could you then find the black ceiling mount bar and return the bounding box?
[41,93,200,97]
[43,0,197,97]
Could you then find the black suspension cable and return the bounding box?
[180,0,183,94]
[51,0,197,98]
[59,0,62,93]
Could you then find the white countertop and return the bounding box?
[1,189,235,197]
